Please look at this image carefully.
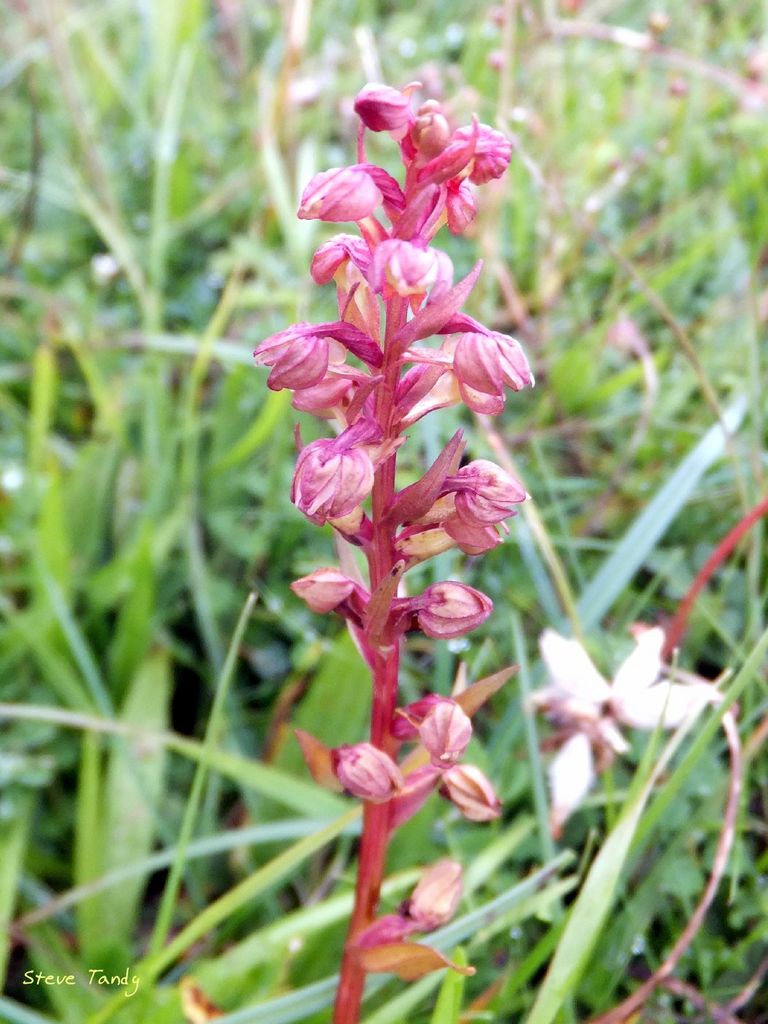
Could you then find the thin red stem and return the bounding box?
[663,494,768,659]
[332,297,408,1024]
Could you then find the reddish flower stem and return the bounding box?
[332,297,408,1024]
[663,493,768,660]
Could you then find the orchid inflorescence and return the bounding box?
[253,81,532,1018]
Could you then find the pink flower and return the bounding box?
[290,374,354,415]
[445,459,526,525]
[407,859,463,930]
[392,694,452,739]
[291,438,375,524]
[253,324,337,391]
[411,100,451,158]
[311,234,371,284]
[446,180,477,234]
[454,124,513,184]
[333,742,403,801]
[369,240,453,299]
[453,331,533,413]
[415,581,493,639]
[290,568,357,613]
[418,700,473,766]
[298,166,381,222]
[440,764,501,821]
[444,517,502,555]
[354,83,412,132]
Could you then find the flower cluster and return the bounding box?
[531,626,722,837]
[253,82,532,1010]
[255,80,531,606]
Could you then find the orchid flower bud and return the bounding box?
[453,331,533,413]
[354,83,413,132]
[369,240,453,299]
[440,764,502,821]
[253,324,337,391]
[416,581,493,639]
[291,439,375,525]
[290,568,357,614]
[445,459,527,525]
[444,517,502,555]
[298,166,382,222]
[333,742,403,801]
[392,695,453,740]
[290,375,354,415]
[446,180,477,234]
[407,859,463,930]
[454,124,514,184]
[311,234,371,284]
[412,100,451,158]
[418,700,472,766]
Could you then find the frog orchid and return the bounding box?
[531,626,722,837]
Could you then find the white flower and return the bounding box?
[548,733,595,839]
[533,626,721,836]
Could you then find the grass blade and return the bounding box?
[0,704,349,818]
[147,593,256,957]
[0,795,33,989]
[577,395,747,630]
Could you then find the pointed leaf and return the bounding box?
[386,430,465,525]
[294,729,342,791]
[416,121,478,186]
[324,321,383,368]
[357,942,475,980]
[456,665,518,718]
[438,311,489,336]
[365,560,407,643]
[392,262,482,354]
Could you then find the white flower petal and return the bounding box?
[548,732,595,837]
[611,627,665,699]
[597,718,630,755]
[616,680,720,731]
[539,630,612,705]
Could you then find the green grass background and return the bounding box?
[1,1,767,1022]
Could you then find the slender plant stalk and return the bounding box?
[253,83,531,1024]
[333,296,408,1022]
[663,493,768,658]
